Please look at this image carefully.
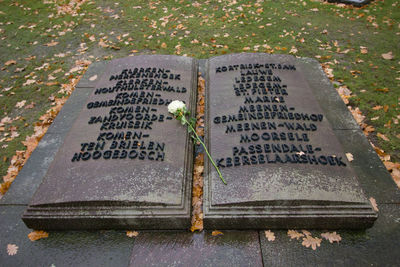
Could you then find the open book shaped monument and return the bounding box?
[21,54,377,230]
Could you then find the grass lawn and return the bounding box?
[0,0,399,192]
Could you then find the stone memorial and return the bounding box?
[22,55,196,230]
[22,53,377,230]
[203,53,377,229]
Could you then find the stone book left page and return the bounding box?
[23,55,197,230]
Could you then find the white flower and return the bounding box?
[168,100,186,114]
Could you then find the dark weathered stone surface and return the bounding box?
[0,54,398,266]
[334,129,400,204]
[260,204,400,266]
[296,58,360,130]
[204,53,376,229]
[0,206,135,266]
[130,231,263,266]
[23,55,197,230]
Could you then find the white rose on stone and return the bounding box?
[168,100,186,114]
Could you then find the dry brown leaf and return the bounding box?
[287,230,304,240]
[369,197,378,212]
[377,133,390,141]
[264,230,276,241]
[126,231,139,237]
[302,230,311,236]
[384,162,400,171]
[161,42,167,48]
[363,125,375,135]
[391,168,400,188]
[15,100,26,108]
[98,39,109,48]
[194,165,204,175]
[7,244,18,256]
[190,218,203,232]
[28,230,49,241]
[321,232,342,243]
[45,40,59,47]
[302,235,322,250]
[345,153,354,162]
[383,105,389,113]
[382,52,394,60]
[360,46,368,54]
[212,230,223,236]
[25,102,35,109]
[5,60,17,66]
[23,79,36,86]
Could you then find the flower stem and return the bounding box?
[184,117,227,185]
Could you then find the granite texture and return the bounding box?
[203,53,376,229]
[0,54,398,266]
[130,231,263,267]
[23,55,197,230]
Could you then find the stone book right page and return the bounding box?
[203,53,377,229]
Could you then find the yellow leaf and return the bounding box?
[345,153,354,162]
[5,60,16,66]
[377,133,390,141]
[287,230,304,240]
[212,230,223,236]
[264,230,275,241]
[321,232,342,243]
[369,197,378,212]
[28,230,49,241]
[302,235,322,250]
[126,231,139,237]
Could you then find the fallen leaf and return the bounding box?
[7,244,18,256]
[382,52,394,60]
[377,133,390,141]
[372,105,383,110]
[391,168,400,188]
[321,232,342,243]
[384,161,400,171]
[89,75,98,81]
[45,41,59,47]
[212,230,223,236]
[289,46,298,54]
[264,230,276,241]
[302,230,311,236]
[369,197,378,212]
[23,79,36,86]
[383,105,389,113]
[302,235,322,250]
[5,60,17,66]
[14,67,25,73]
[360,46,368,54]
[28,230,49,241]
[287,230,304,240]
[346,153,354,162]
[15,100,26,108]
[126,231,139,237]
[99,39,109,48]
[161,42,167,48]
